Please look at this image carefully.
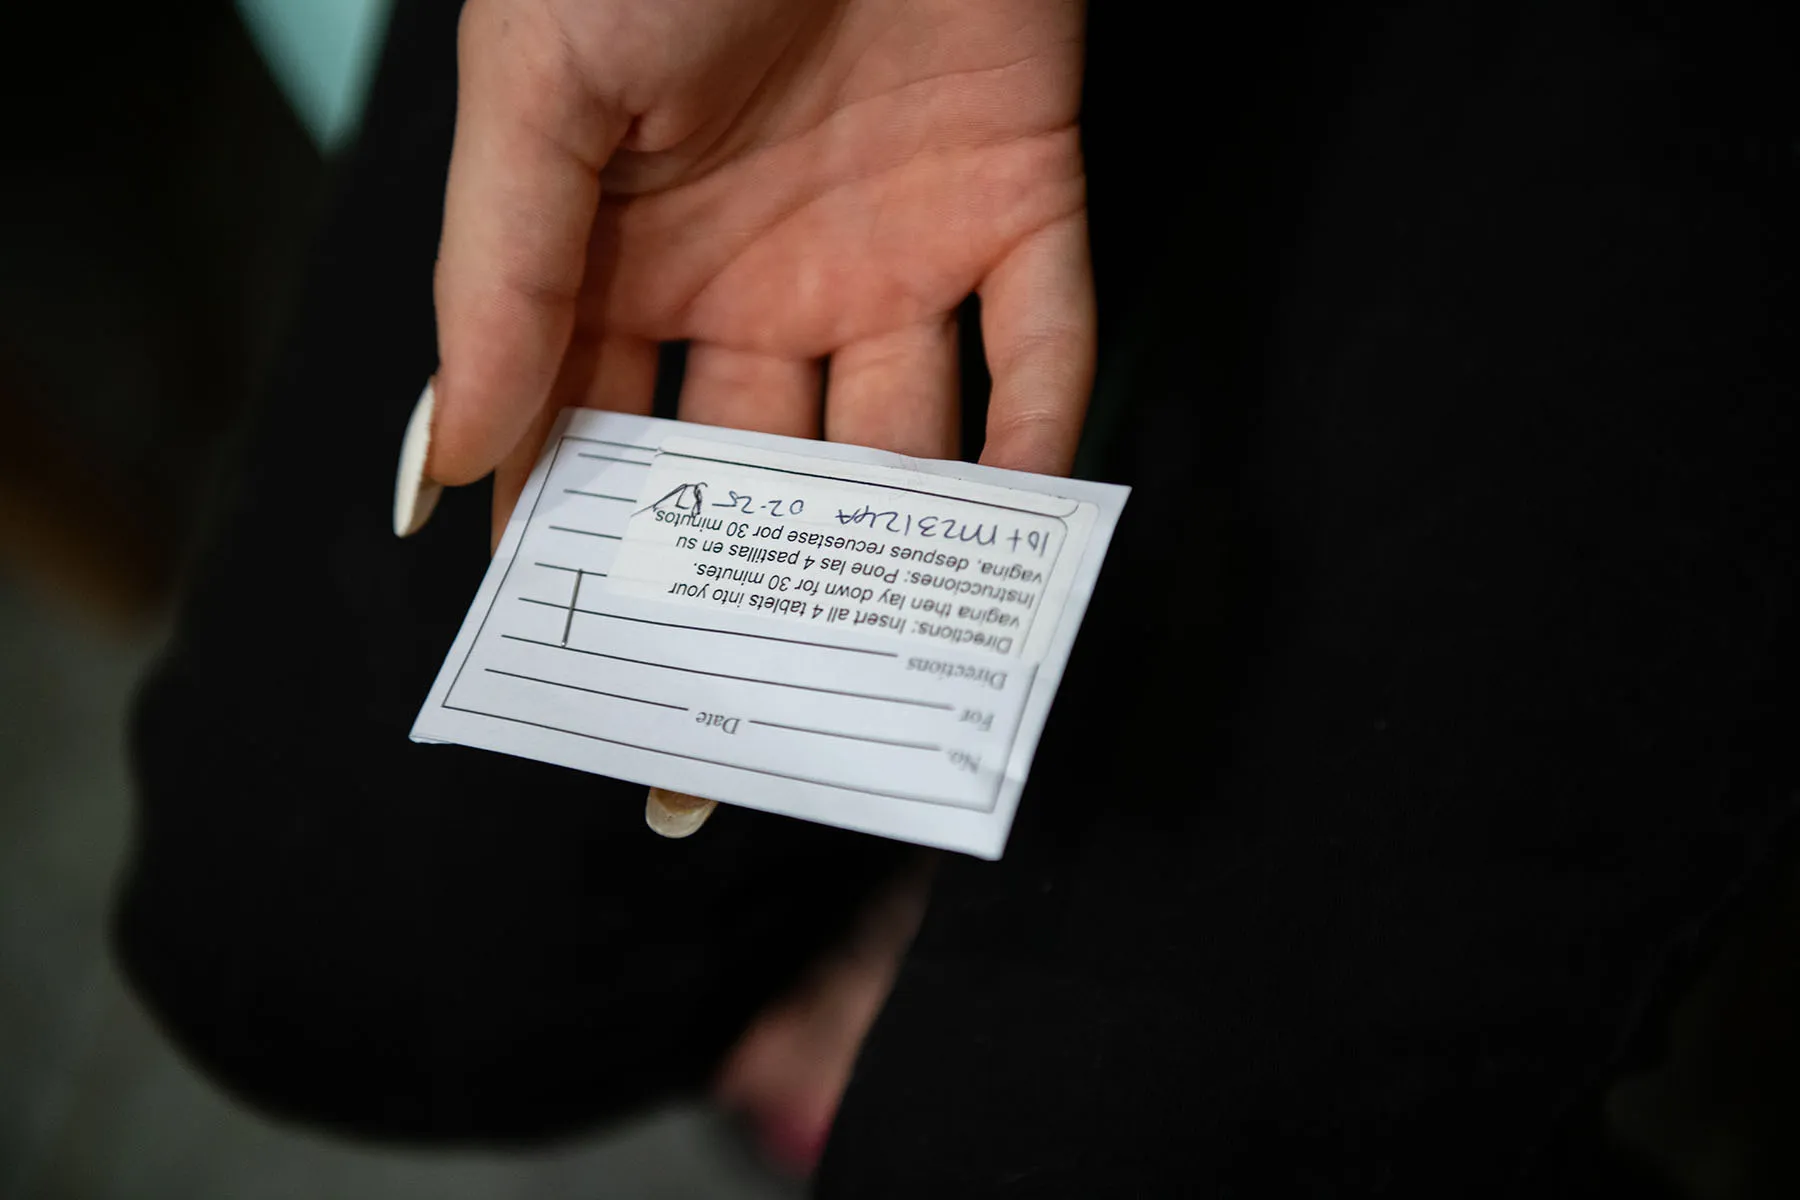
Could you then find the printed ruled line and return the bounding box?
[577,452,655,467]
[484,668,687,711]
[500,634,952,709]
[748,718,940,752]
[565,488,635,502]
[442,704,978,809]
[548,525,623,540]
[516,598,897,657]
[564,435,659,453]
[534,562,607,576]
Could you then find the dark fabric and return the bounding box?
[113,0,906,1143]
[821,2,1800,1195]
[116,0,1799,1194]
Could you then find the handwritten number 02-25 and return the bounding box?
[713,490,805,517]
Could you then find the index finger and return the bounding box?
[429,0,622,488]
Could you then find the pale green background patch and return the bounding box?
[236,0,397,151]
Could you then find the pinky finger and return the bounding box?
[977,213,1097,477]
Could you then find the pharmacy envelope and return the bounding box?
[412,409,1129,859]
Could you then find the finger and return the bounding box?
[488,400,562,553]
[824,317,961,459]
[646,788,718,838]
[490,333,660,546]
[977,212,1097,476]
[565,331,659,416]
[431,0,623,488]
[677,344,822,437]
[660,344,819,831]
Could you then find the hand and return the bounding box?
[421,0,1094,539]
[713,853,934,1174]
[404,2,1080,1142]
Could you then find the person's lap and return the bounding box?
[117,0,1800,1193]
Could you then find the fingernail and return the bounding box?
[646,787,718,838]
[393,378,443,537]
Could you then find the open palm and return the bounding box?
[428,0,1093,531]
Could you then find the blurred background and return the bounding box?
[0,3,793,1196]
[0,2,1797,1198]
